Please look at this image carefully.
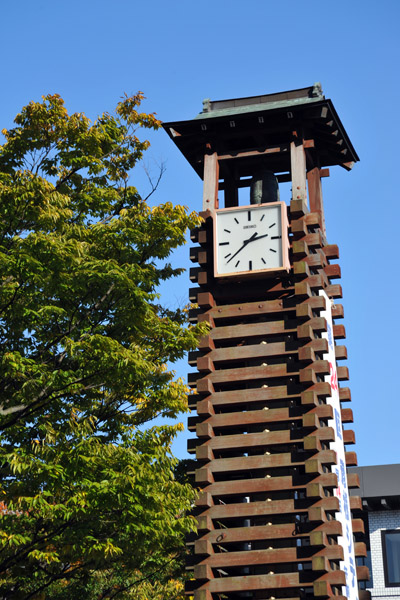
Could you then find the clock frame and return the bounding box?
[213,201,290,279]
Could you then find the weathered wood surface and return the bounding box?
[194,428,335,459]
[218,145,288,162]
[195,545,344,568]
[194,570,346,593]
[192,381,332,407]
[194,404,333,431]
[202,152,219,211]
[195,427,335,451]
[206,320,297,341]
[196,503,339,544]
[198,479,339,503]
[197,341,297,364]
[307,167,327,237]
[197,508,342,532]
[291,140,307,201]
[196,361,330,387]
[196,344,333,370]
[196,449,335,476]
[199,296,327,320]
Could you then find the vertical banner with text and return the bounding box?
[320,290,358,600]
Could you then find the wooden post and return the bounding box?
[290,140,307,204]
[203,152,219,211]
[307,167,327,238]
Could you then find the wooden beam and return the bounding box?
[195,546,343,569]
[203,152,219,211]
[290,140,307,202]
[217,145,287,161]
[307,167,327,237]
[195,381,331,407]
[197,449,335,476]
[341,161,355,171]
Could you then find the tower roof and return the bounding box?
[163,83,359,178]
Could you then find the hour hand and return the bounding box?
[245,232,269,244]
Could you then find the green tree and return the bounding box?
[0,93,205,599]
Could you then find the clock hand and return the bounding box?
[225,238,252,264]
[226,232,268,264]
[244,232,269,243]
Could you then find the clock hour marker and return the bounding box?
[260,214,265,222]
[219,242,230,246]
[261,258,266,264]
[225,253,231,259]
[224,228,231,233]
[248,211,251,221]
[270,248,277,253]
[235,260,240,267]
[271,235,281,239]
[249,260,252,271]
[269,222,276,229]
[234,217,239,224]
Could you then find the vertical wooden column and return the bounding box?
[203,152,219,211]
[307,167,327,238]
[290,139,307,203]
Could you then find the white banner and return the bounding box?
[320,290,358,600]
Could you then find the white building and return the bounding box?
[350,465,400,600]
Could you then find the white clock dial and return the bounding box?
[215,203,287,276]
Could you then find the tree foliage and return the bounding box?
[0,93,205,598]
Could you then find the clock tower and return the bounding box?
[163,84,369,600]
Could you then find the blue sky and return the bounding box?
[2,0,400,466]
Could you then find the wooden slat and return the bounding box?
[195,570,346,593]
[195,545,343,569]
[202,296,327,321]
[199,504,342,529]
[323,244,339,259]
[196,404,333,432]
[324,264,341,279]
[200,341,295,364]
[195,427,335,458]
[357,565,370,581]
[325,284,342,298]
[197,361,330,387]
[194,382,332,408]
[207,316,326,343]
[202,573,300,593]
[335,345,347,360]
[198,457,337,496]
[197,449,335,476]
[195,427,336,450]
[197,499,339,539]
[208,320,295,341]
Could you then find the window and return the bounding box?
[382,530,400,587]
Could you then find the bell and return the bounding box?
[250,170,280,204]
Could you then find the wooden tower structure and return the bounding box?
[163,84,369,600]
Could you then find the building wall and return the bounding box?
[368,510,400,600]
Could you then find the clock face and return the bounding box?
[214,202,288,277]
